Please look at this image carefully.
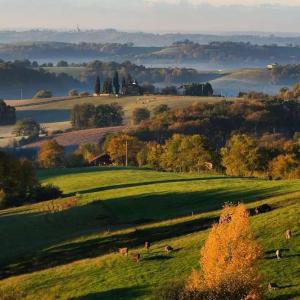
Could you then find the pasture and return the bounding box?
[0,168,299,299]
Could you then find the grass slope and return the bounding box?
[0,168,299,299]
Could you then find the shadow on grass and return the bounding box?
[0,185,284,280]
[65,176,232,197]
[70,286,146,300]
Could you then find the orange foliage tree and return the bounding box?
[38,140,65,168]
[187,204,263,299]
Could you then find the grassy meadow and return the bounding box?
[0,167,299,299]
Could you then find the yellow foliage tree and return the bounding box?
[187,204,263,299]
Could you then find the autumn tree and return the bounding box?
[187,204,263,299]
[38,140,65,168]
[105,133,143,166]
[269,154,300,179]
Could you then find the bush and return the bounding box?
[68,89,79,97]
[132,107,151,125]
[34,90,52,98]
[31,184,63,202]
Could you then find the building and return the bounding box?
[122,80,142,96]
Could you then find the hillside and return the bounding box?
[0,95,224,148]
[0,168,299,299]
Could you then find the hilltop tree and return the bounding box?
[187,204,263,299]
[94,76,101,95]
[113,71,120,94]
[38,140,65,168]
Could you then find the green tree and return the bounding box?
[221,134,262,177]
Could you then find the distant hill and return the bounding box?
[1,29,300,47]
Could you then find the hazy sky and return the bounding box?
[0,0,300,33]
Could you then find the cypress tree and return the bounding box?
[113,71,120,94]
[94,76,101,95]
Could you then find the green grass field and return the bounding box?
[0,168,299,299]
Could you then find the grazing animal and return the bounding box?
[285,229,292,240]
[132,253,141,263]
[275,249,282,260]
[255,204,272,215]
[145,241,151,251]
[268,282,279,291]
[119,247,129,256]
[165,245,174,253]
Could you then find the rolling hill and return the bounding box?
[0,168,299,299]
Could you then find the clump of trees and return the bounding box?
[221,133,300,179]
[12,118,42,139]
[0,99,16,125]
[184,83,213,96]
[71,103,124,129]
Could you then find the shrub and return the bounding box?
[30,184,63,203]
[132,107,151,125]
[33,89,52,98]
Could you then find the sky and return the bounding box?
[0,0,300,33]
